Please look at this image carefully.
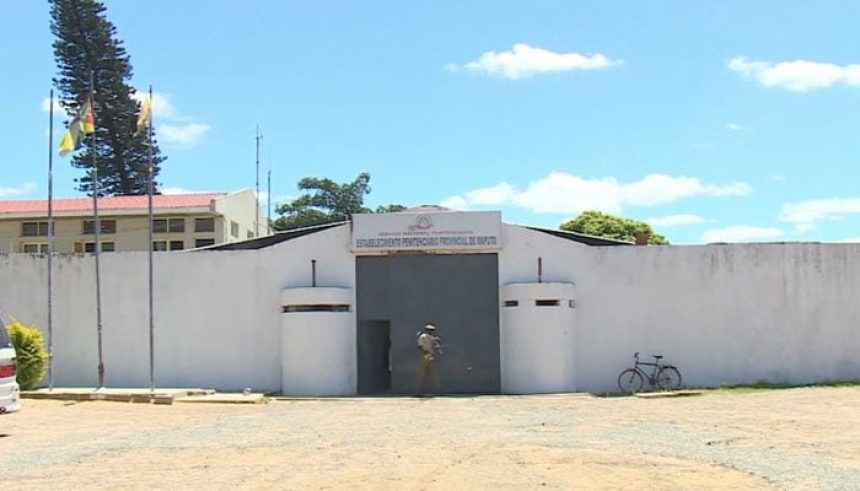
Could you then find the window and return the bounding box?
[153,218,184,233]
[195,238,215,248]
[153,240,183,251]
[21,221,49,237]
[230,221,239,238]
[195,217,215,233]
[83,220,116,235]
[77,242,114,253]
[247,231,255,239]
[22,243,48,254]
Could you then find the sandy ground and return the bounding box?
[1,387,859,490]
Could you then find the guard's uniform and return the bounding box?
[416,329,441,395]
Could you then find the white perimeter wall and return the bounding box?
[0,225,355,392]
[499,224,860,392]
[2,221,859,393]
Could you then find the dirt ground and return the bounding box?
[2,387,859,490]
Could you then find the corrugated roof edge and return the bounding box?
[524,226,633,246]
[197,220,629,251]
[199,221,348,251]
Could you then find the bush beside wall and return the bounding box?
[6,319,49,390]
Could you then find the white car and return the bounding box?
[0,324,21,414]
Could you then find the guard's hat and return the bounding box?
[424,323,436,330]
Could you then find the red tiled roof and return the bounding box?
[0,193,226,214]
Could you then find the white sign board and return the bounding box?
[351,211,502,253]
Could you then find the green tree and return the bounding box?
[50,0,165,195]
[273,173,404,230]
[374,204,408,214]
[560,210,669,245]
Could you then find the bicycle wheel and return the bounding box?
[617,368,644,394]
[656,366,682,390]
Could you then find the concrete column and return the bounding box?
[500,282,576,394]
[281,287,355,396]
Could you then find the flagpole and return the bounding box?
[90,72,105,389]
[267,168,272,236]
[147,85,155,394]
[255,126,262,237]
[47,89,55,391]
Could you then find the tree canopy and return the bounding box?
[560,210,669,245]
[50,0,165,195]
[273,172,405,231]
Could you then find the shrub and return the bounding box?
[6,318,49,390]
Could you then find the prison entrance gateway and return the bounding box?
[352,211,502,395]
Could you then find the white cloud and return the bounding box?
[440,172,751,215]
[623,174,750,205]
[835,237,860,243]
[779,197,860,231]
[131,89,210,148]
[729,56,860,92]
[438,195,469,210]
[131,90,176,119]
[40,97,63,114]
[700,226,784,243]
[646,214,704,227]
[448,43,622,80]
[159,123,211,147]
[0,182,37,198]
[768,174,786,183]
[726,123,743,131]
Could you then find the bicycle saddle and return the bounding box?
[652,355,663,360]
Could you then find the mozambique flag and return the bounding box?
[58,94,95,156]
[81,95,95,134]
[58,111,84,157]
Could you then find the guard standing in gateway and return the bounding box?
[416,323,442,395]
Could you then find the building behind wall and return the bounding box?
[0,189,265,253]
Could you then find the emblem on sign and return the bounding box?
[409,215,434,231]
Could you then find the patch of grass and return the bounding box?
[588,391,636,398]
[718,380,860,394]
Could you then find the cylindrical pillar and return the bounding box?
[500,282,576,394]
[281,287,354,396]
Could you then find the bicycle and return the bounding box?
[617,352,682,393]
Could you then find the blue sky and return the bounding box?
[3,1,860,244]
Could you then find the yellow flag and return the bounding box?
[58,115,83,157]
[58,129,75,156]
[136,93,152,136]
